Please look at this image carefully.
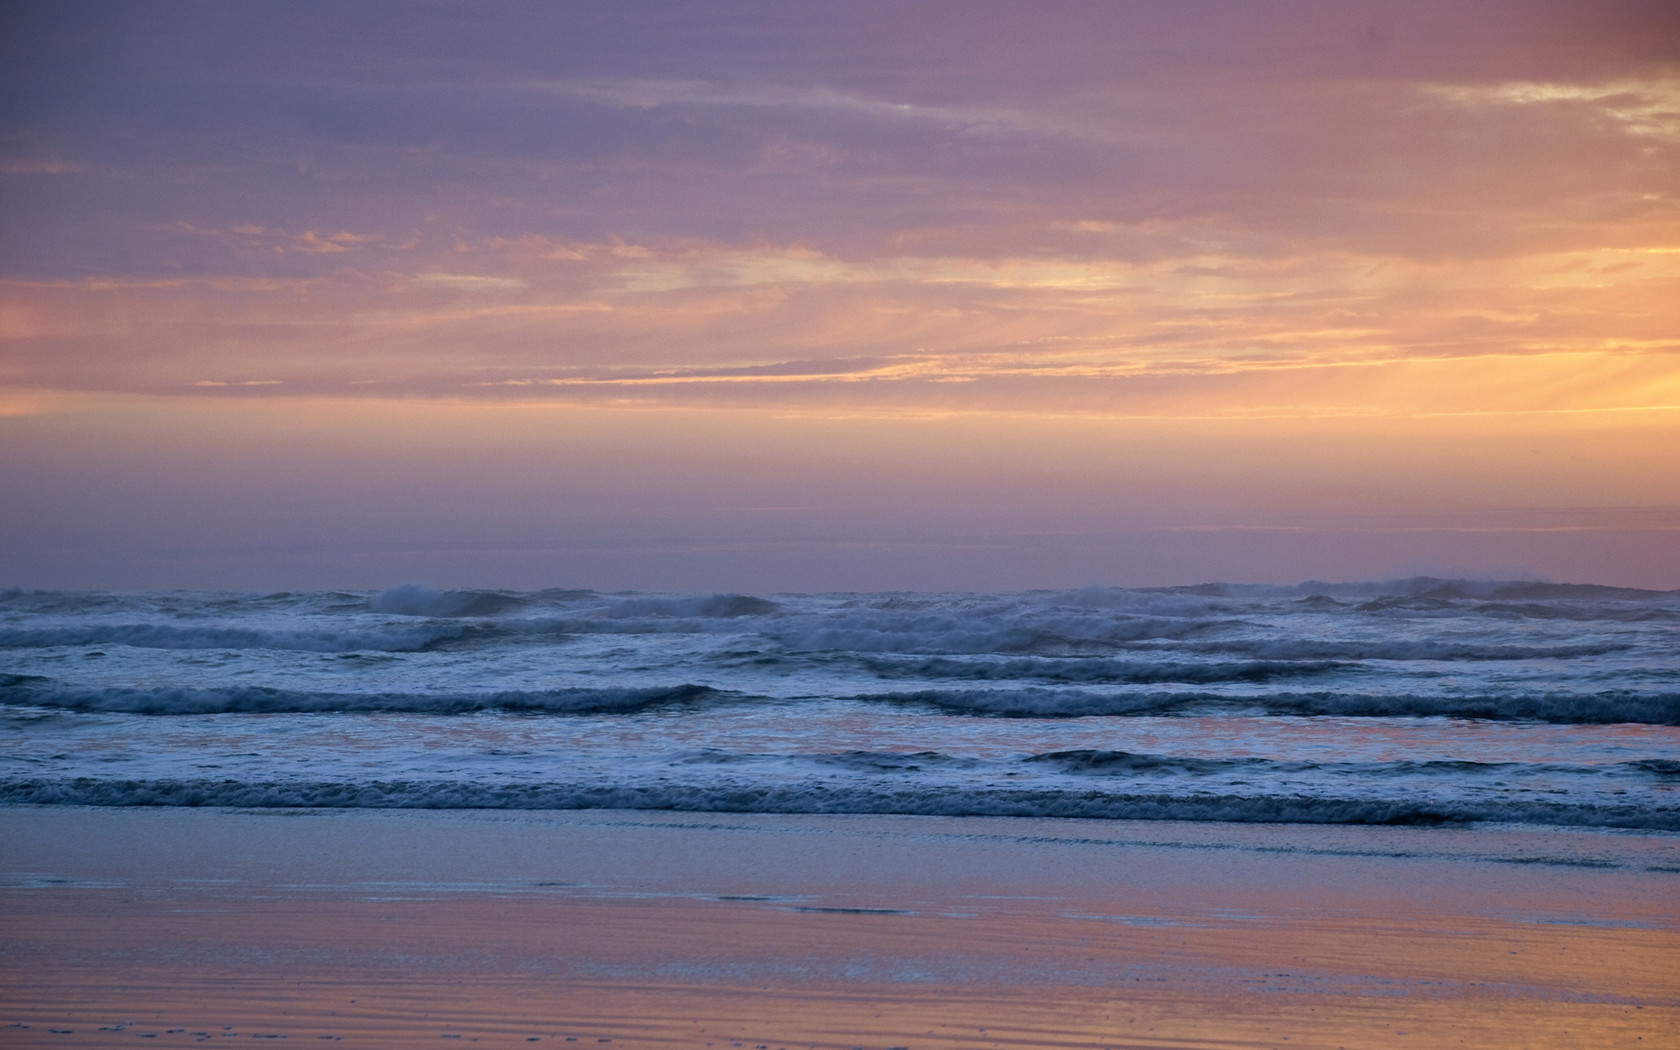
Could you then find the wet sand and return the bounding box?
[2,807,1676,1049]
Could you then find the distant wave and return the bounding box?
[1016,748,1666,779]
[0,678,725,715]
[0,619,1641,662]
[673,749,983,772]
[3,577,1674,612]
[6,674,1674,724]
[368,585,529,617]
[762,615,1235,654]
[864,687,1680,725]
[3,776,1672,830]
[601,594,783,618]
[2,579,1674,659]
[367,586,781,620]
[857,656,1352,684]
[682,747,1662,780]
[0,622,488,653]
[1143,578,1677,602]
[1188,640,1631,661]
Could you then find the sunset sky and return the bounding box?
[2,1,1677,591]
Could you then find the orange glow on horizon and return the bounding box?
[1,3,1676,588]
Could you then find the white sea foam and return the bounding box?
[2,776,1673,830]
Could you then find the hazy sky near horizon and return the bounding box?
[2,1,1678,591]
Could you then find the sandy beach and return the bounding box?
[2,807,1675,1049]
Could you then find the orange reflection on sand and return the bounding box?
[4,889,1676,1050]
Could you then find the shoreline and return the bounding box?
[3,807,1677,1048]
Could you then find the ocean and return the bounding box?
[3,579,1677,831]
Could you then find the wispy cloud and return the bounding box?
[1422,77,1680,141]
[547,77,1118,144]
[413,273,529,292]
[156,222,399,256]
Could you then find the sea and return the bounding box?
[2,579,1677,832]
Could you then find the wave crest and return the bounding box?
[0,681,725,715]
[369,585,527,618]
[863,687,1680,724]
[2,777,1671,830]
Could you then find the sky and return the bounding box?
[1,0,1677,592]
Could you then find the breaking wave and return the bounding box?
[602,594,782,619]
[2,776,1672,830]
[5,674,1674,725]
[0,622,482,653]
[858,656,1351,684]
[368,585,528,618]
[863,688,1680,724]
[0,679,726,715]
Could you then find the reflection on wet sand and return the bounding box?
[5,874,1677,1048]
[4,808,1678,1049]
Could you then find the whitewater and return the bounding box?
[2,579,1677,830]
